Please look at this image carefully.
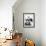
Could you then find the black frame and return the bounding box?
[23,13,35,28]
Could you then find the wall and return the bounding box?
[41,0,46,46]
[0,0,16,30]
[13,0,41,46]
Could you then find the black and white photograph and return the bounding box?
[23,13,35,28]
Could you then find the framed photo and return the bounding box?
[23,13,35,28]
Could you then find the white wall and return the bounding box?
[0,0,16,30]
[41,0,46,46]
[13,0,41,46]
[12,0,46,46]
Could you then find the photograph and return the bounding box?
[0,0,45,46]
[23,13,35,28]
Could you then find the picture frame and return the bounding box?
[23,13,35,28]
